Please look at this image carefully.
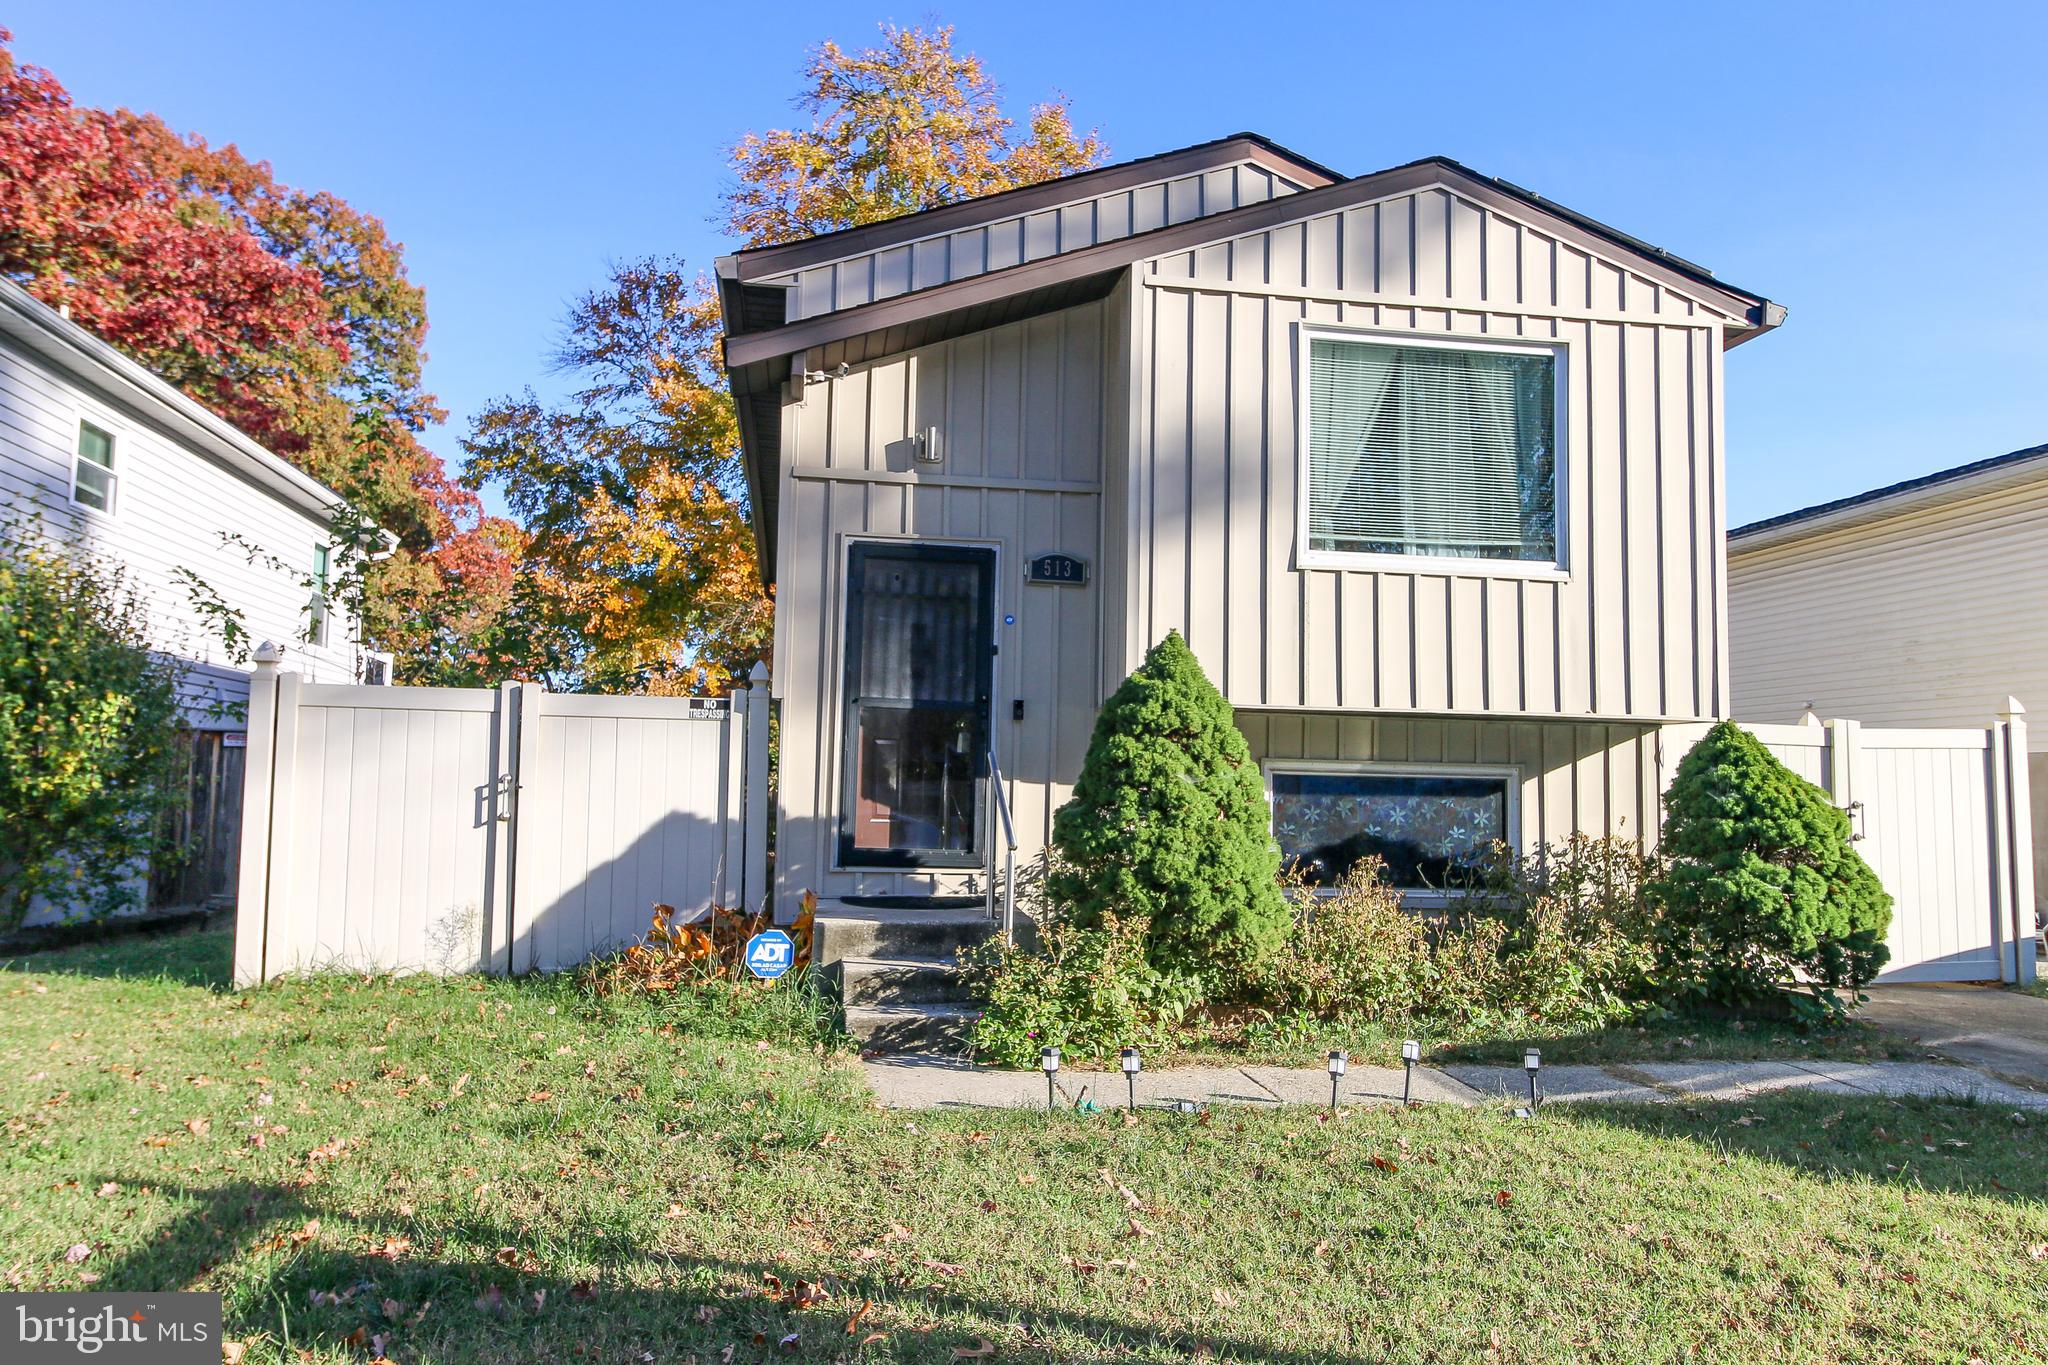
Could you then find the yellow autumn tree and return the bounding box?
[463,24,1105,693]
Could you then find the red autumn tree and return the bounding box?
[0,29,522,683]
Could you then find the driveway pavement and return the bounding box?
[1860,982,2048,1089]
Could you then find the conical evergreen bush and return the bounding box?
[1653,720,1892,1013]
[1047,631,1288,985]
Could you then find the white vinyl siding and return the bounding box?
[1302,331,1561,573]
[0,336,368,708]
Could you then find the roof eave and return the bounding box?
[0,279,364,528]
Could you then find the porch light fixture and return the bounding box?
[1040,1046,1061,1111]
[1524,1048,1542,1107]
[1401,1039,1422,1106]
[1326,1049,1348,1110]
[1120,1047,1141,1112]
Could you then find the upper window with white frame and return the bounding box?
[1269,762,1515,894]
[72,419,117,513]
[1302,332,1562,573]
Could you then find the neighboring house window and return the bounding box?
[1302,332,1562,572]
[1268,763,1516,893]
[308,544,331,648]
[72,420,117,512]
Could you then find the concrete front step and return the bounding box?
[844,1003,979,1055]
[838,956,976,1007]
[811,907,998,968]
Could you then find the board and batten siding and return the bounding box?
[0,335,366,710]
[1728,472,2048,744]
[1240,712,1667,853]
[758,159,1310,322]
[770,297,1114,902]
[1120,185,1736,725]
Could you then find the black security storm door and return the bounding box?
[839,543,994,867]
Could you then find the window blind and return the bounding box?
[1307,338,1556,563]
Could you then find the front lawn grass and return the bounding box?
[5,926,2044,1363]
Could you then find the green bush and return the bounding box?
[1262,845,1655,1035]
[1469,834,1665,1015]
[1650,721,1891,1016]
[1047,630,1287,986]
[0,532,188,931]
[964,913,1195,1068]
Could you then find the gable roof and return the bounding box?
[720,139,1784,583]
[1730,442,2048,551]
[720,132,1342,286]
[0,277,365,528]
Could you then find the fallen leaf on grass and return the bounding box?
[695,1305,720,1325]
[570,1280,595,1301]
[221,1342,247,1365]
[1124,1218,1153,1239]
[1493,1190,1513,1208]
[1369,1155,1398,1173]
[494,1247,541,1274]
[2028,1244,2047,1262]
[1211,1287,1235,1307]
[63,1244,91,1264]
[364,1237,411,1260]
[525,1090,553,1104]
[451,1073,469,1097]
[844,1300,872,1335]
[920,1259,966,1277]
[953,1338,995,1360]
[95,1182,118,1198]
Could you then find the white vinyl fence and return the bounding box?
[1663,703,2037,984]
[231,646,770,986]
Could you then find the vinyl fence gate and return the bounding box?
[232,650,771,986]
[1665,706,2038,984]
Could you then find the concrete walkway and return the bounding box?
[863,1054,2048,1112]
[1860,983,2048,1088]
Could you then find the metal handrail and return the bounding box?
[985,748,1019,944]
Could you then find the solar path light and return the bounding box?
[1326,1049,1348,1110]
[1040,1046,1061,1111]
[1524,1048,1542,1107]
[1120,1047,1141,1112]
[1401,1039,1422,1106]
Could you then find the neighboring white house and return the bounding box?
[0,276,387,913]
[1728,442,2048,921]
[716,134,1786,916]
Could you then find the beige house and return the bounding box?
[717,134,1782,916]
[1728,443,2048,918]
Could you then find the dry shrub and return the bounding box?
[581,891,817,996]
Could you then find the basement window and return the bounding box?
[1267,763,1516,894]
[1300,330,1564,575]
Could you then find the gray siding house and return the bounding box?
[717,134,1782,915]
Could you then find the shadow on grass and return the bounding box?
[71,1178,1380,1364]
[0,922,232,989]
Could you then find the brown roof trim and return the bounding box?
[725,159,1776,371]
[724,133,1341,281]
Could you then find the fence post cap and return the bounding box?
[253,641,286,669]
[748,660,770,686]
[2004,696,2027,720]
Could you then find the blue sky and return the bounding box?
[8,1,2045,525]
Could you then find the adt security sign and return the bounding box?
[744,929,796,981]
